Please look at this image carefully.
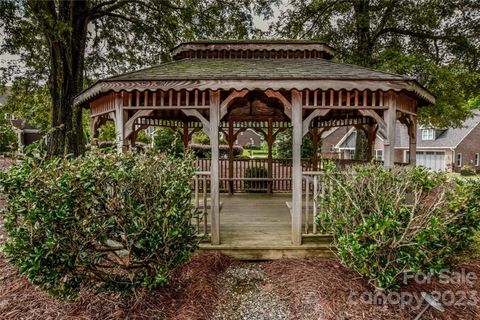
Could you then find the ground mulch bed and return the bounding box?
[262,258,480,320]
[0,251,233,320]
[1,158,479,319]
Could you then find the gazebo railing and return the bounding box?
[193,171,210,237]
[302,171,330,235]
[195,158,314,192]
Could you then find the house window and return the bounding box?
[456,153,462,167]
[475,153,479,166]
[421,129,434,140]
[374,149,383,161]
[346,149,355,159]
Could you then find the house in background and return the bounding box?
[235,129,263,147]
[395,111,480,172]
[327,111,480,172]
[326,127,385,161]
[1,94,43,151]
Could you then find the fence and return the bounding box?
[194,158,386,193]
[195,158,314,192]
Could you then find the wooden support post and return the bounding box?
[228,119,235,194]
[311,126,319,171]
[409,116,417,165]
[209,91,221,245]
[291,90,303,246]
[383,93,397,168]
[366,124,376,162]
[89,117,100,146]
[267,118,273,194]
[114,94,125,153]
[130,130,137,148]
[182,121,189,148]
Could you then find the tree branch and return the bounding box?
[298,0,351,38]
[373,0,399,39]
[379,27,466,44]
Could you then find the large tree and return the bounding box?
[0,0,273,156]
[274,0,480,128]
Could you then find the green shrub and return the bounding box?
[153,127,184,156]
[189,144,243,159]
[460,165,476,176]
[0,120,17,153]
[317,164,480,290]
[274,128,314,159]
[0,150,198,298]
[244,166,268,192]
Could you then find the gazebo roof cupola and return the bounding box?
[171,40,336,60]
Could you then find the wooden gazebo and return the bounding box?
[75,40,435,258]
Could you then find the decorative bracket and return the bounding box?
[220,89,249,119]
[124,110,155,139]
[359,109,387,136]
[182,109,211,136]
[302,109,330,137]
[265,89,292,119]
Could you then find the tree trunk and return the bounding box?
[354,126,369,161]
[39,0,88,157]
[352,1,375,157]
[353,0,374,67]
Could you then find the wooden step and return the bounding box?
[198,242,334,260]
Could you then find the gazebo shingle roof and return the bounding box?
[75,40,436,106]
[107,58,410,81]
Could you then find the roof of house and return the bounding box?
[396,111,480,149]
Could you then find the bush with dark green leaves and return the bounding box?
[0,149,198,298]
[317,164,480,290]
[153,127,184,156]
[0,119,17,153]
[460,165,476,176]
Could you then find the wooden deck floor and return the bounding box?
[199,193,333,260]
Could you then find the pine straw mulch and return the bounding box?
[262,258,480,320]
[0,250,233,320]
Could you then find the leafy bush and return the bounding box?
[244,166,268,192]
[189,143,243,159]
[460,165,476,176]
[317,164,480,290]
[0,120,18,153]
[153,127,184,156]
[0,150,198,298]
[274,128,314,159]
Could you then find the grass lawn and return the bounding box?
[242,149,268,159]
[447,172,480,180]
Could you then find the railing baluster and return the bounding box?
[313,175,318,234]
[203,175,208,236]
[195,175,200,232]
[305,179,309,234]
